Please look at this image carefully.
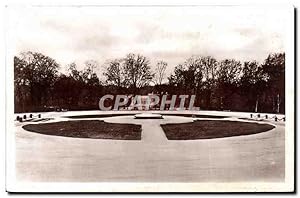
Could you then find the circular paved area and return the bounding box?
[14,111,285,182]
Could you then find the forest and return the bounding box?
[14,51,285,113]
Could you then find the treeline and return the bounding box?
[14,51,285,113]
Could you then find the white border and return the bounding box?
[4,4,295,193]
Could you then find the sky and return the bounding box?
[8,6,288,77]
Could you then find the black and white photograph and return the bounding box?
[5,4,295,193]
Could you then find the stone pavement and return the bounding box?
[13,111,285,182]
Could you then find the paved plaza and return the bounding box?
[14,111,285,182]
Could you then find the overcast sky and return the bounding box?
[8,6,288,76]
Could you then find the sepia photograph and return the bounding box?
[5,5,295,192]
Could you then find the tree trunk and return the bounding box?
[277,94,280,113]
[255,97,258,113]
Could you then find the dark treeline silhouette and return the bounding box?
[14,51,285,113]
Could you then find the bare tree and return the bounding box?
[183,56,203,91]
[154,61,167,85]
[84,60,99,74]
[103,59,124,87]
[200,56,219,82]
[261,53,285,113]
[240,61,265,112]
[14,51,60,111]
[67,62,81,81]
[123,53,153,93]
[217,59,242,84]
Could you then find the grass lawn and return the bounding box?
[161,120,275,140]
[22,120,142,140]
